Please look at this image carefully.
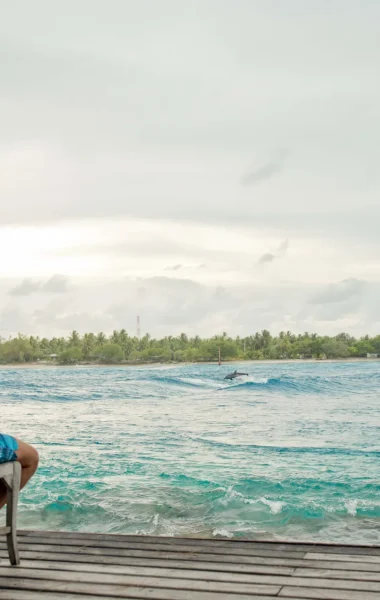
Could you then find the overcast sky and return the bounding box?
[1,0,379,338]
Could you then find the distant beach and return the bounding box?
[0,357,379,369]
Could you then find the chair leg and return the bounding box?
[5,462,21,565]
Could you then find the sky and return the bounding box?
[1,0,379,338]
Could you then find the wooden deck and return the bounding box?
[0,530,379,599]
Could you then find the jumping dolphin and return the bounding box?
[224,370,248,380]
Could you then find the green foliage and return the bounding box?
[91,343,124,363]
[0,336,36,363]
[0,329,378,364]
[58,347,82,364]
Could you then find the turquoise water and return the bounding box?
[1,361,380,543]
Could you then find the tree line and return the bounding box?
[0,330,379,364]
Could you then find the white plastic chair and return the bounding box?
[0,461,21,565]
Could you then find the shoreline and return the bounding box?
[0,357,379,369]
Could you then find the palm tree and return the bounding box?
[57,337,67,351]
[69,330,80,345]
[96,332,106,346]
[29,336,39,350]
[261,329,271,348]
[40,338,51,353]
[119,329,128,342]
[82,333,96,359]
[110,330,120,345]
[192,335,201,348]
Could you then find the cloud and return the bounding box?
[32,296,115,333]
[54,312,115,332]
[310,278,366,305]
[0,2,380,341]
[42,274,70,293]
[297,278,372,322]
[9,279,42,297]
[164,264,208,272]
[258,239,289,265]
[109,276,235,334]
[0,307,30,333]
[241,162,283,186]
[258,253,276,265]
[0,4,379,242]
[9,275,70,297]
[277,239,289,256]
[0,275,380,338]
[240,150,288,187]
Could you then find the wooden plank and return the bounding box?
[0,563,292,585]
[293,545,380,557]
[0,547,303,568]
[17,532,315,554]
[0,593,135,600]
[294,559,380,573]
[285,576,380,592]
[306,552,380,564]
[0,567,281,595]
[0,536,307,558]
[20,532,380,558]
[3,566,380,593]
[295,567,380,582]
[0,558,296,577]
[280,587,380,600]
[5,547,303,567]
[19,530,304,550]
[0,540,306,560]
[19,529,290,547]
[15,533,380,566]
[2,548,380,573]
[0,577,281,599]
[18,530,380,554]
[0,592,305,600]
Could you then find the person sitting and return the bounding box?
[0,434,39,509]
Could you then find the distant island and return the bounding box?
[0,330,378,365]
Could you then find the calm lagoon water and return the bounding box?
[1,360,380,543]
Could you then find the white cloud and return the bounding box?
[0,2,379,237]
[9,279,42,297]
[165,265,182,272]
[258,239,289,265]
[241,150,288,187]
[0,274,379,339]
[0,1,379,336]
[9,275,70,297]
[310,279,366,305]
[42,275,70,294]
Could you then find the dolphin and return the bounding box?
[224,370,248,380]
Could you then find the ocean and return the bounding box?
[1,360,379,544]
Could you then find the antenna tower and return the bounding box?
[136,315,141,339]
